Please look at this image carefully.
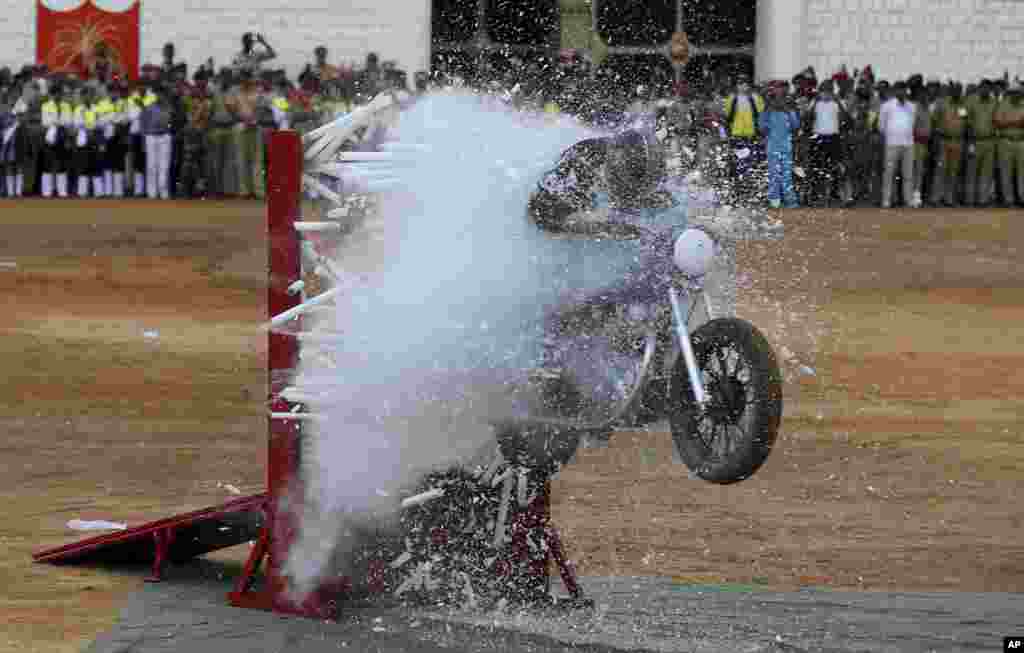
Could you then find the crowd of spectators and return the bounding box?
[645,65,1024,209]
[0,34,415,200]
[1,37,1022,210]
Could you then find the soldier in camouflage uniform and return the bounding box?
[178,78,211,198]
[994,84,1024,207]
[965,80,998,206]
[930,83,968,206]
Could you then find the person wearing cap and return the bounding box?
[178,76,211,198]
[758,81,800,209]
[226,71,265,199]
[994,84,1024,207]
[107,81,132,197]
[69,85,98,197]
[207,70,239,197]
[40,82,73,198]
[91,84,118,197]
[930,83,968,206]
[965,80,998,206]
[14,79,43,196]
[723,74,765,202]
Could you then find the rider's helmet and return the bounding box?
[605,128,665,207]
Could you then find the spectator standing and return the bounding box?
[758,81,800,209]
[140,84,173,199]
[842,79,877,206]
[40,81,72,198]
[233,33,277,76]
[910,86,932,208]
[994,83,1024,207]
[207,71,238,197]
[160,43,187,81]
[178,78,211,198]
[108,81,131,197]
[723,73,765,200]
[930,83,968,206]
[806,80,847,206]
[879,82,916,208]
[0,87,18,198]
[965,80,998,206]
[70,84,97,197]
[227,72,266,199]
[15,80,43,196]
[91,84,117,197]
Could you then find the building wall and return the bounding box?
[3,0,431,81]
[761,0,1024,83]
[4,1,1021,85]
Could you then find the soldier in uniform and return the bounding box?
[70,85,98,198]
[207,70,238,198]
[40,81,74,198]
[178,77,211,198]
[14,80,43,197]
[106,81,132,197]
[91,84,116,197]
[965,80,998,207]
[994,83,1024,207]
[930,83,968,207]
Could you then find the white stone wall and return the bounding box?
[1,0,432,83]
[802,0,1024,82]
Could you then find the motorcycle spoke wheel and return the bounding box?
[668,317,783,484]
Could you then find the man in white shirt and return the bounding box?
[879,82,917,208]
[806,80,847,206]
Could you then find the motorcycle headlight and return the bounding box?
[673,227,717,279]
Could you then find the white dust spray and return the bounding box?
[281,92,664,597]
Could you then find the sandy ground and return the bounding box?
[0,199,1021,652]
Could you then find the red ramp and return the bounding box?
[32,494,267,582]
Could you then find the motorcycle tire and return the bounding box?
[668,317,783,484]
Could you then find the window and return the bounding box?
[486,0,560,47]
[680,0,756,47]
[596,0,676,47]
[432,0,479,44]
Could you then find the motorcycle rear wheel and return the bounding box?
[668,317,783,484]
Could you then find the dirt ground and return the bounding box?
[0,199,1021,653]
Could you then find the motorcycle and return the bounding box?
[300,96,784,609]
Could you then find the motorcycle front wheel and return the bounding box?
[668,317,783,484]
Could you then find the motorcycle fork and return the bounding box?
[668,285,709,408]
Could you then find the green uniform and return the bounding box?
[995,97,1024,205]
[931,99,968,205]
[206,92,238,197]
[966,97,997,205]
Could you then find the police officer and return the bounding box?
[930,83,968,207]
[994,83,1024,207]
[71,85,98,198]
[107,81,132,197]
[966,80,998,207]
[92,84,117,197]
[40,81,73,198]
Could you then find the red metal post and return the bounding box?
[228,130,337,618]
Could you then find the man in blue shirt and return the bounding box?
[758,81,801,209]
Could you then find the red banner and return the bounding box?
[36,0,140,80]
